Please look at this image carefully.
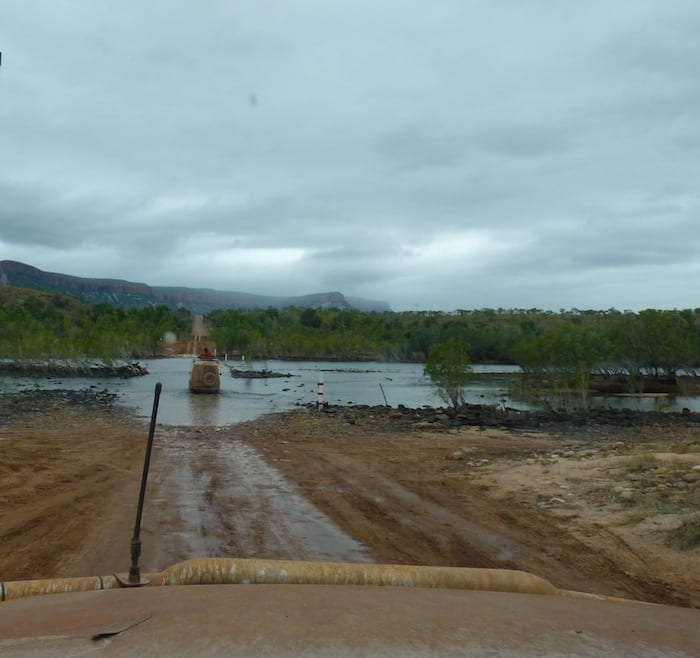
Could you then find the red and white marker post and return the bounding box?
[317,374,324,410]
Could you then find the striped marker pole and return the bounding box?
[317,375,324,410]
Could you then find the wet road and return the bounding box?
[143,427,369,571]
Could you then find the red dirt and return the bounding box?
[1,401,697,608]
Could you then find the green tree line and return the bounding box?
[0,288,191,362]
[209,306,700,375]
[2,287,699,383]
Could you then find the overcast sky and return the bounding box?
[1,1,698,311]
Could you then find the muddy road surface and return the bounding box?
[1,392,698,608]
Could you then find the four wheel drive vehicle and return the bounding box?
[188,358,220,393]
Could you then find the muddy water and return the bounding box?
[143,427,369,570]
[1,358,524,425]
[5,357,697,426]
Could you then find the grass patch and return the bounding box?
[625,452,658,473]
[669,441,700,454]
[666,516,700,550]
[618,511,647,526]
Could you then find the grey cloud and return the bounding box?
[1,1,699,310]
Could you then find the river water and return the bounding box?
[2,357,698,426]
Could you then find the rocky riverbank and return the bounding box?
[314,400,700,435]
[0,388,120,422]
[0,359,148,378]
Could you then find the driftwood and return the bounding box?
[588,374,679,395]
[229,368,294,379]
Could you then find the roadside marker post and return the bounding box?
[317,375,324,410]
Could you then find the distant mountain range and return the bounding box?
[0,260,391,313]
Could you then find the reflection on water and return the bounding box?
[187,391,223,426]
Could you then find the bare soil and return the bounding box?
[1,393,698,608]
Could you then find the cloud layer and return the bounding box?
[1,1,698,310]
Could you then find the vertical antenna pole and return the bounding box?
[118,382,162,587]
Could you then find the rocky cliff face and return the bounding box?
[0,260,157,307]
[0,260,391,313]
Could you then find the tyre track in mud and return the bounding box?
[277,448,669,600]
[291,450,525,569]
[239,412,698,607]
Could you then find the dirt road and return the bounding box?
[238,409,699,607]
[1,393,697,607]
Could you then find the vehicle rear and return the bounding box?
[188,359,220,393]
